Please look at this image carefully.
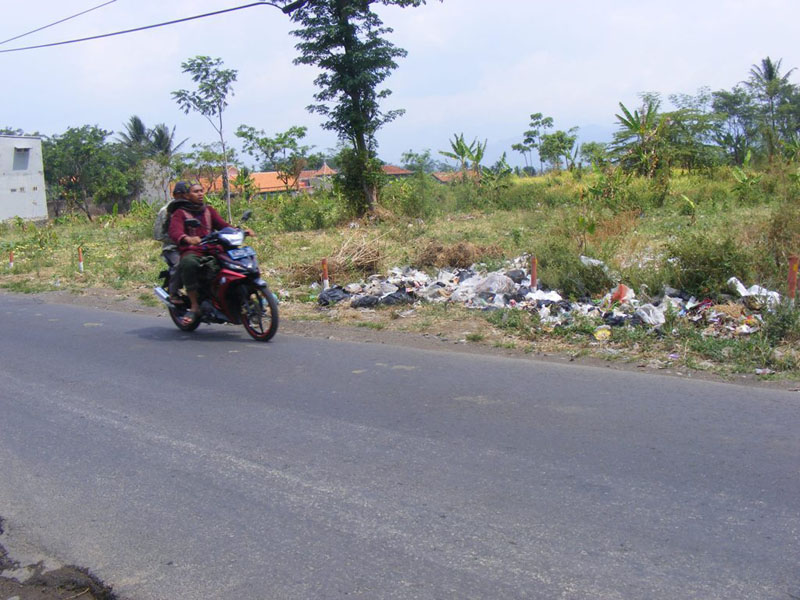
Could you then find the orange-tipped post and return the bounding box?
[788,255,799,302]
[531,255,538,290]
[321,257,330,290]
[8,251,13,269]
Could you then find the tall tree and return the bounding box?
[521,113,553,174]
[118,115,150,149]
[279,0,434,215]
[746,56,796,161]
[172,56,238,221]
[712,86,757,165]
[149,123,187,159]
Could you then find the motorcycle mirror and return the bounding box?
[184,218,201,228]
[241,209,253,222]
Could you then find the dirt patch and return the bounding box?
[0,518,116,600]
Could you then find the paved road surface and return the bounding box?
[0,293,798,599]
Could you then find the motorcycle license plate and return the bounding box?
[228,246,256,260]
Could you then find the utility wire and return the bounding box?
[0,0,119,46]
[0,1,282,54]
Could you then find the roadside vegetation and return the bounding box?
[3,53,800,379]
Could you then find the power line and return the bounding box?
[0,1,282,54]
[0,0,119,46]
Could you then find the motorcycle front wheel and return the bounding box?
[168,296,201,332]
[241,285,278,341]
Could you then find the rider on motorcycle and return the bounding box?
[168,183,254,325]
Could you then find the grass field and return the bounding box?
[2,167,800,379]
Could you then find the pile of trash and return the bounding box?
[315,256,782,339]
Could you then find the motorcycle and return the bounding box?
[153,210,279,342]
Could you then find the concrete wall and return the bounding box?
[0,135,47,221]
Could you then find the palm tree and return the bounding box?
[118,115,150,148]
[149,123,187,158]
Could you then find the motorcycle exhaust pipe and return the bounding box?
[153,286,174,308]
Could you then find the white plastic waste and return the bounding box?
[635,303,666,327]
[727,277,781,308]
[475,273,516,295]
[526,289,563,303]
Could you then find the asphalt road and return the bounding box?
[0,293,798,599]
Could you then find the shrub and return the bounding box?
[276,191,347,232]
[380,174,441,218]
[666,233,754,297]
[534,239,614,299]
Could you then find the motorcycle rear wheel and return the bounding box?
[241,285,278,341]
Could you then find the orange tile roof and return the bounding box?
[432,170,477,183]
[381,164,413,176]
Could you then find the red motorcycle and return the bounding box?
[153,211,278,341]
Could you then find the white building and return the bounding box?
[0,135,47,221]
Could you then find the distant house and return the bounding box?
[0,135,47,221]
[188,162,415,197]
[432,170,477,184]
[381,165,413,178]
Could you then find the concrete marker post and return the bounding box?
[78,246,84,273]
[322,258,330,290]
[788,255,799,303]
[8,251,13,270]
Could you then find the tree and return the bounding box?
[712,86,757,165]
[579,141,608,168]
[236,124,311,190]
[665,88,723,172]
[511,142,534,173]
[400,149,440,173]
[43,126,132,220]
[746,56,796,161]
[539,128,578,171]
[149,123,187,159]
[176,142,231,192]
[172,56,238,220]
[279,0,435,215]
[610,96,670,177]
[118,115,150,149]
[521,113,554,174]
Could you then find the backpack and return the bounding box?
[153,205,171,242]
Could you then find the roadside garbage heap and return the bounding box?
[316,257,782,339]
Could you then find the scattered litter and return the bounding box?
[312,256,783,342]
[593,325,612,341]
[755,368,776,376]
[318,285,349,306]
[635,304,666,327]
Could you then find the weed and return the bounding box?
[465,332,484,342]
[356,321,385,330]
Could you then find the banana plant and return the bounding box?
[439,133,475,174]
[611,100,670,177]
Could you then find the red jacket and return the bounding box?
[168,203,232,257]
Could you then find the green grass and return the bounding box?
[356,321,385,330]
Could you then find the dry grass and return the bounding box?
[289,233,384,284]
[415,240,504,268]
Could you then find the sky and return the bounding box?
[3,0,800,169]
